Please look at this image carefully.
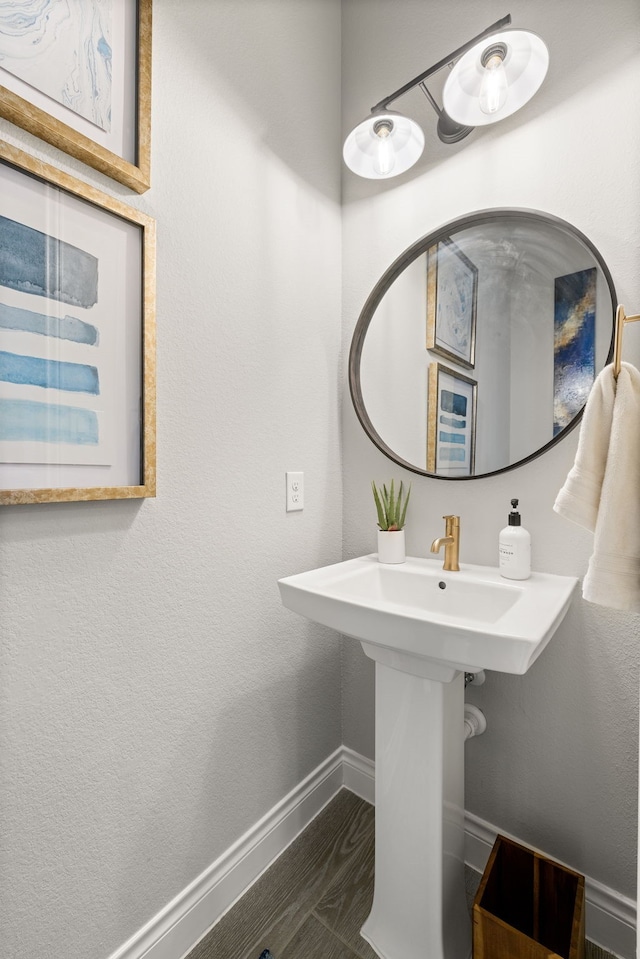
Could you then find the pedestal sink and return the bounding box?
[278,554,577,959]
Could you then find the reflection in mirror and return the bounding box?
[350,210,616,479]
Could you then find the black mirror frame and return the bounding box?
[349,208,617,480]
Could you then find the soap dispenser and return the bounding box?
[499,498,531,580]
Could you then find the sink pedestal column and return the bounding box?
[360,654,471,959]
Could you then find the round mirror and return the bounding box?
[349,209,616,479]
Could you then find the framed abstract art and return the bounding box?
[426,238,478,369]
[553,267,596,436]
[0,140,156,504]
[427,362,477,477]
[0,0,152,192]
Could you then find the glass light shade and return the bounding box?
[343,111,425,179]
[442,29,549,127]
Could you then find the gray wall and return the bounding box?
[342,0,640,898]
[0,3,343,958]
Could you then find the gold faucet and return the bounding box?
[430,515,460,571]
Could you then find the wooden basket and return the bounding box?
[473,835,585,959]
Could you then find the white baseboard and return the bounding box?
[341,746,375,804]
[108,747,636,959]
[107,748,345,959]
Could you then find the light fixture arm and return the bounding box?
[419,81,444,119]
[371,14,512,114]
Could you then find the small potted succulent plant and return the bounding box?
[372,478,411,564]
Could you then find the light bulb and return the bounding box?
[372,119,396,177]
[479,45,508,116]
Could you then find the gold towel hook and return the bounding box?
[613,304,640,378]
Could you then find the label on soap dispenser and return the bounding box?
[499,528,531,580]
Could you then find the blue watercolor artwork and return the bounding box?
[439,447,466,463]
[0,215,98,308]
[432,370,475,475]
[439,431,465,444]
[439,414,466,429]
[0,351,99,395]
[0,302,98,345]
[0,398,98,445]
[0,0,113,131]
[553,268,596,435]
[440,389,467,417]
[0,215,102,457]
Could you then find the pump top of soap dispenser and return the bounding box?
[508,499,521,526]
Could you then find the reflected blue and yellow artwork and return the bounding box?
[0,0,113,131]
[553,268,596,435]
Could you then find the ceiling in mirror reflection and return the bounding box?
[350,210,616,479]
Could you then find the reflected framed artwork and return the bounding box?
[553,267,596,436]
[427,363,477,476]
[0,140,156,505]
[426,238,477,369]
[0,0,152,193]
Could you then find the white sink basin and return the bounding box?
[278,554,577,676]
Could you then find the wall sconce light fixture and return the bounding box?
[343,14,548,180]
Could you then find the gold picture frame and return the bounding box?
[0,140,156,505]
[427,362,477,476]
[426,238,478,369]
[0,0,152,193]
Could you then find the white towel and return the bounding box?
[554,361,640,611]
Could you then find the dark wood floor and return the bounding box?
[185,788,615,959]
[186,790,375,959]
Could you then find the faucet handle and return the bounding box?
[442,514,460,524]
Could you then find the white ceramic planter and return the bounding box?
[377,529,406,564]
